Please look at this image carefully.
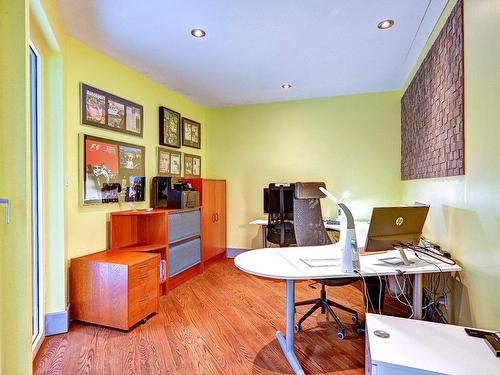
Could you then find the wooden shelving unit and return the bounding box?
[109,209,168,294]
[108,190,226,295]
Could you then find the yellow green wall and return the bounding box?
[401,0,500,329]
[205,92,402,249]
[0,0,31,374]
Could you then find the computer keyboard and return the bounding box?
[325,219,340,225]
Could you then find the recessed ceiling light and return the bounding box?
[377,19,395,30]
[191,28,206,38]
[281,83,292,89]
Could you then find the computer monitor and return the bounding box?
[263,183,295,218]
[364,205,429,252]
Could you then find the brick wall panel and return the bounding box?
[401,0,465,180]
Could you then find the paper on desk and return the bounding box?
[300,258,341,267]
[274,244,350,278]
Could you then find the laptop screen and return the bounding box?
[364,205,429,252]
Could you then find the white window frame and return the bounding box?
[30,41,45,357]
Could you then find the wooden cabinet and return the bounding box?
[183,179,227,262]
[70,251,159,330]
[109,208,203,294]
[202,180,226,261]
[109,209,168,294]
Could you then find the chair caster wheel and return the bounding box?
[337,331,345,340]
[352,315,359,323]
[295,324,301,333]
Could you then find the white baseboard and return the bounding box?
[227,248,250,258]
[45,305,69,336]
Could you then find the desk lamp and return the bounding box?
[319,187,360,273]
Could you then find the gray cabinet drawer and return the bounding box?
[168,209,201,243]
[168,238,201,277]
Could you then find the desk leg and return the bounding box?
[276,279,304,375]
[262,224,267,248]
[412,273,423,319]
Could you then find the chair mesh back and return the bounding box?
[266,183,296,246]
[293,186,332,247]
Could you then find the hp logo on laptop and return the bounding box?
[395,217,404,226]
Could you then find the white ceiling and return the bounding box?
[56,0,448,108]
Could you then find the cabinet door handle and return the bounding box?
[138,273,149,280]
[0,198,10,224]
[211,213,216,223]
[215,213,219,222]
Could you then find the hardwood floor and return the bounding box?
[34,260,407,375]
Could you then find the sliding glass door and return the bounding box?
[30,43,44,355]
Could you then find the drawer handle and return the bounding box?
[215,213,219,222]
[137,273,149,280]
[138,295,149,303]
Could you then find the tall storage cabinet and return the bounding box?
[183,178,227,262]
[202,179,226,261]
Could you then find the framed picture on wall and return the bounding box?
[81,83,144,137]
[157,147,182,177]
[81,133,146,205]
[159,106,181,148]
[183,153,201,177]
[182,117,201,149]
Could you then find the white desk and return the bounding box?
[366,313,499,374]
[234,244,461,375]
[249,218,370,248]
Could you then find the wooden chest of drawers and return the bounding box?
[70,251,159,330]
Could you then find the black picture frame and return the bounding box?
[183,153,201,178]
[81,134,146,205]
[159,106,181,148]
[81,83,144,137]
[182,117,201,149]
[157,146,182,177]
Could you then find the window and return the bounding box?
[30,43,44,355]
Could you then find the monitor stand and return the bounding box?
[397,247,414,266]
[379,247,415,266]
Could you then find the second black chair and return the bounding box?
[266,183,296,247]
[293,182,359,340]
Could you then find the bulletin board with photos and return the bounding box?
[81,134,146,205]
[81,83,144,137]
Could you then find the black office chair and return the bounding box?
[266,183,296,247]
[293,182,359,340]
